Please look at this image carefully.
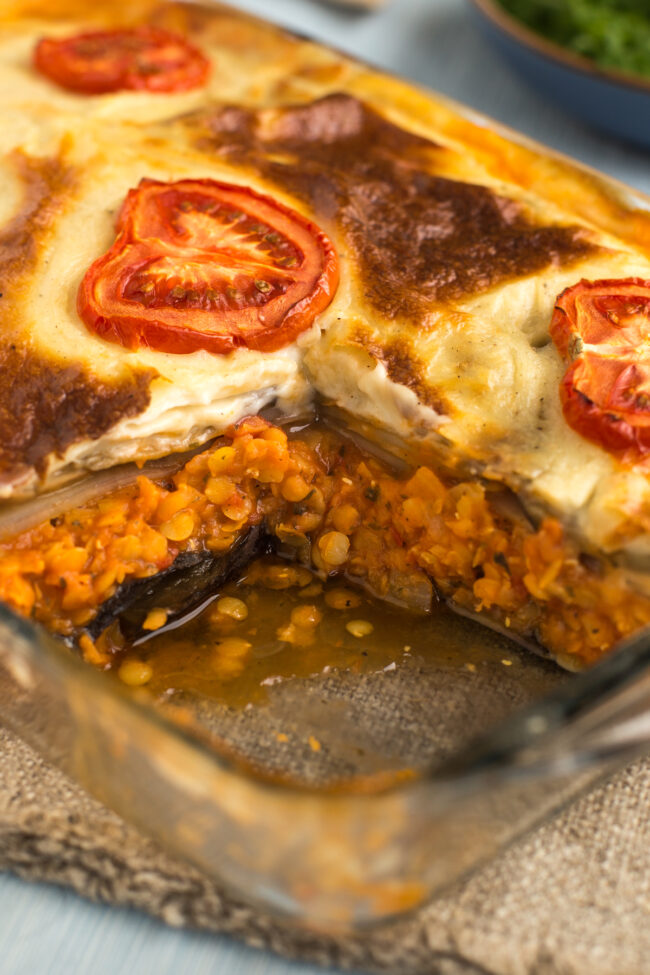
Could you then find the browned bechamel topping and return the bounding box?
[353,329,451,415]
[0,151,153,487]
[1,417,649,669]
[0,342,152,482]
[202,94,598,318]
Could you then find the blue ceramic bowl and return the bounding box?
[467,0,650,149]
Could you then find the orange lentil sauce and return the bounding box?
[0,416,649,669]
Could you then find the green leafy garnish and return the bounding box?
[497,0,650,79]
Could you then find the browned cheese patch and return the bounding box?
[351,327,450,416]
[0,151,153,487]
[200,93,598,319]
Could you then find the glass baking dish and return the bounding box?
[3,3,650,932]
[3,576,650,930]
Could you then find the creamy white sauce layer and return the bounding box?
[4,8,650,568]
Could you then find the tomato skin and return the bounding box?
[78,178,339,355]
[560,359,650,457]
[33,27,210,95]
[551,278,650,461]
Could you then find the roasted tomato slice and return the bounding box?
[78,178,339,355]
[550,278,650,459]
[33,27,209,95]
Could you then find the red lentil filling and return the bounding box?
[0,417,648,669]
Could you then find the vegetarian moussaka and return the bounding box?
[2,0,650,671]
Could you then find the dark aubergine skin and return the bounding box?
[86,525,270,640]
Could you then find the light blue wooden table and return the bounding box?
[2,2,649,973]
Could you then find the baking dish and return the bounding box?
[2,561,650,930]
[3,5,650,931]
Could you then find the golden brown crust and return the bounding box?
[0,151,153,486]
[200,93,599,315]
[346,72,650,258]
[5,0,649,259]
[0,150,74,278]
[0,343,153,485]
[350,327,451,417]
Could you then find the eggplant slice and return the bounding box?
[86,525,271,641]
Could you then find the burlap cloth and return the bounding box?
[3,721,650,975]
